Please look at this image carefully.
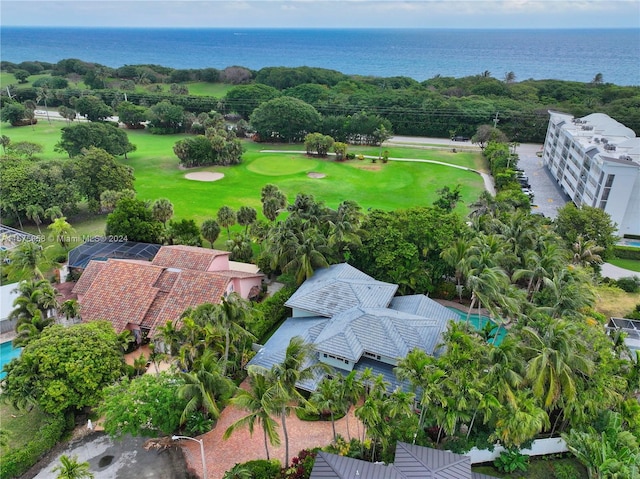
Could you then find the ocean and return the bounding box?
[1,27,639,85]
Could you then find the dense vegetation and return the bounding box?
[1,58,639,478]
[2,58,639,143]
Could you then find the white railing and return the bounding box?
[463,437,568,464]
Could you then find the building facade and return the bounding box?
[542,112,640,237]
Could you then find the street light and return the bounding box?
[172,435,207,479]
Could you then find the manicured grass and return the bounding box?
[608,257,640,273]
[3,122,487,232]
[0,403,50,453]
[186,82,234,97]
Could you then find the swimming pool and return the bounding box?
[0,340,22,379]
[618,239,640,248]
[446,307,507,345]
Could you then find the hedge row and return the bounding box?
[0,413,70,479]
[251,286,295,342]
[613,245,640,261]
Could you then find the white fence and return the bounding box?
[464,437,568,464]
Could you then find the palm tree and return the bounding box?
[339,370,364,440]
[44,206,63,223]
[521,317,594,412]
[7,242,47,280]
[571,235,604,268]
[440,239,473,301]
[236,206,257,234]
[36,85,52,125]
[310,376,345,442]
[48,216,76,249]
[217,205,237,240]
[13,311,54,347]
[223,367,281,459]
[493,390,550,448]
[178,350,234,425]
[200,219,221,248]
[10,279,60,323]
[155,319,184,356]
[58,299,80,323]
[52,455,94,479]
[213,294,255,376]
[281,229,330,286]
[264,336,326,465]
[25,204,45,234]
[152,198,174,226]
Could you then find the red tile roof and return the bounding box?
[72,261,107,296]
[75,244,253,336]
[151,245,229,271]
[79,261,165,333]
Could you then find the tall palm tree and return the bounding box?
[7,242,47,280]
[264,336,326,465]
[48,216,76,249]
[177,350,235,425]
[440,239,473,301]
[223,367,281,460]
[25,204,45,234]
[281,229,330,286]
[10,279,60,323]
[214,294,255,376]
[521,317,594,411]
[217,205,237,240]
[340,370,364,440]
[200,219,221,248]
[310,376,346,442]
[52,455,94,479]
[152,198,174,226]
[13,311,54,347]
[236,206,257,234]
[493,390,550,448]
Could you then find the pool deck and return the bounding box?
[435,299,491,316]
[0,330,16,344]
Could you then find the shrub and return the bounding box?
[613,245,640,260]
[280,449,317,479]
[184,411,213,436]
[235,459,280,479]
[554,462,580,479]
[615,276,640,293]
[493,449,529,474]
[0,413,69,478]
[251,286,295,341]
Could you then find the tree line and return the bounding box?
[2,58,638,142]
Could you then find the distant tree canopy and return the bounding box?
[3,59,639,141]
[173,127,243,167]
[250,96,322,143]
[57,122,137,158]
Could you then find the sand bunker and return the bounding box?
[185,172,225,182]
[307,172,326,179]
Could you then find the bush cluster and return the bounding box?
[0,413,69,479]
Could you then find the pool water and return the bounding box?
[0,341,22,379]
[618,239,640,248]
[446,307,507,345]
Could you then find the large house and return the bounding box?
[248,263,460,392]
[542,112,640,237]
[73,245,263,342]
[311,442,498,479]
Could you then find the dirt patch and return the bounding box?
[352,164,382,171]
[184,172,224,182]
[307,172,326,179]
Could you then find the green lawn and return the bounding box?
[186,82,234,97]
[3,122,487,236]
[608,257,640,273]
[473,455,588,478]
[0,403,50,453]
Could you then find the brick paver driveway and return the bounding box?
[179,384,362,479]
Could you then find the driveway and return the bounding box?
[29,432,191,479]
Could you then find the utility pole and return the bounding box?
[492,112,500,129]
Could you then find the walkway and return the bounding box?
[601,263,640,280]
[178,382,363,479]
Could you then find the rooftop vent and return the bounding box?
[601,138,609,144]
[619,155,633,161]
[581,125,594,131]
[594,138,601,143]
[604,144,616,151]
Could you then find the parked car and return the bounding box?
[451,136,470,141]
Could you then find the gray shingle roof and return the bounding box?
[286,263,398,317]
[310,443,499,479]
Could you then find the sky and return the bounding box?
[1,0,639,29]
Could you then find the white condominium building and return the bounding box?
[542,112,640,237]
